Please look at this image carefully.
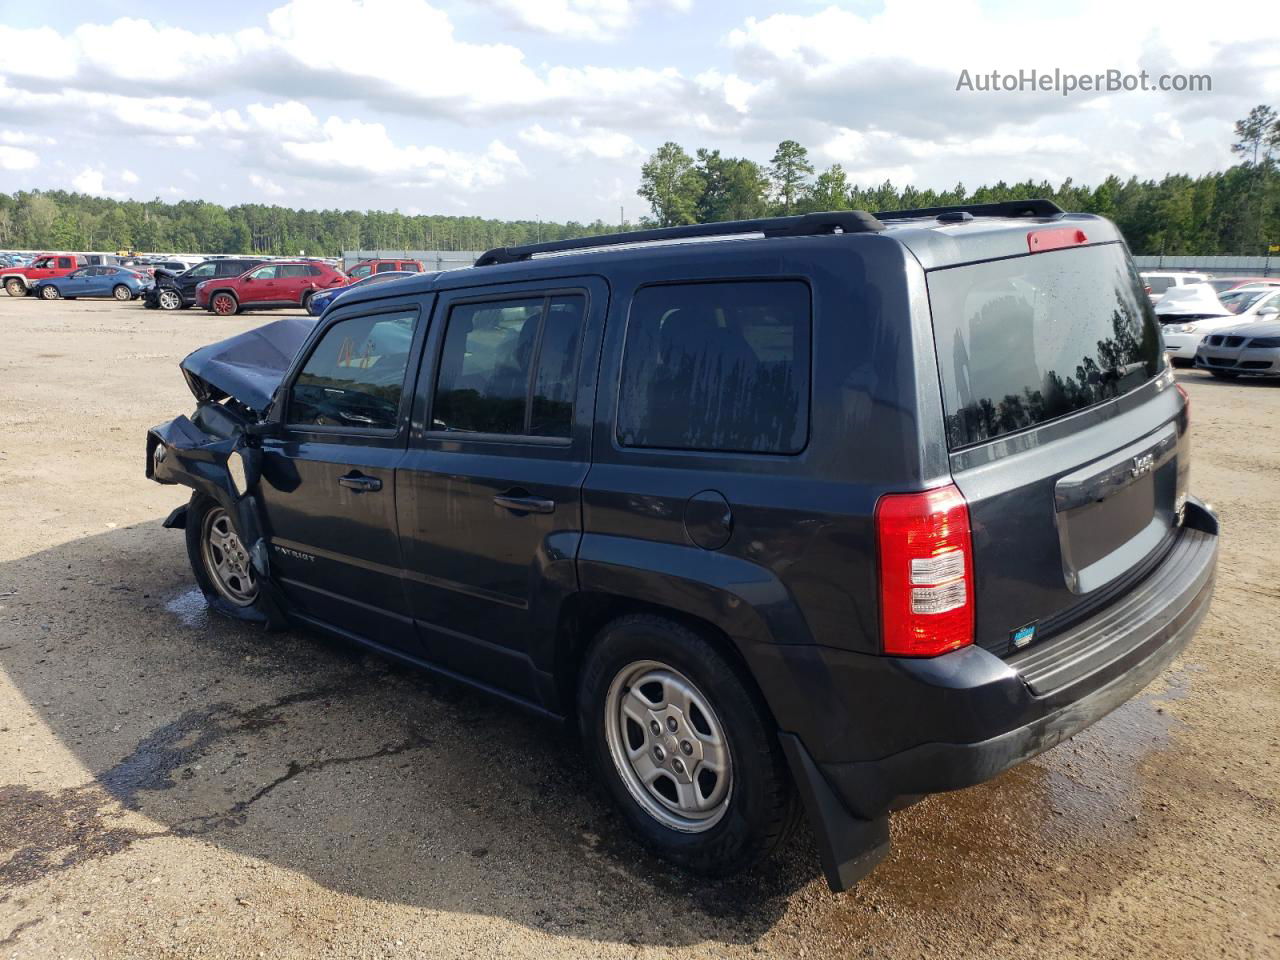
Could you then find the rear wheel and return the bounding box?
[39,285,60,300]
[157,288,182,311]
[578,615,799,877]
[112,284,132,301]
[210,292,239,316]
[4,278,25,297]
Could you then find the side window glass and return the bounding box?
[306,265,323,276]
[432,294,585,438]
[58,257,72,269]
[349,265,372,279]
[190,263,216,278]
[375,262,398,273]
[289,311,418,431]
[401,262,421,272]
[617,281,811,454]
[248,265,278,280]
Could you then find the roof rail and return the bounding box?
[874,198,1064,221]
[474,210,885,267]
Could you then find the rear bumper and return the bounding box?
[776,498,1218,890]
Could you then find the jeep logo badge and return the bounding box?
[1131,452,1154,479]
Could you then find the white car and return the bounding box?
[1161,287,1280,365]
[1141,271,1210,304]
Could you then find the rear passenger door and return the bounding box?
[395,277,607,699]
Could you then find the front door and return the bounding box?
[396,278,606,699]
[257,297,430,653]
[240,264,280,305]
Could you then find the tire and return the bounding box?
[300,291,314,314]
[578,614,800,877]
[157,288,182,311]
[1209,369,1240,380]
[184,494,265,620]
[4,278,26,297]
[39,285,60,300]
[210,291,239,316]
[112,284,132,301]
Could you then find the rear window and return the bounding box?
[1145,276,1173,294]
[928,243,1161,449]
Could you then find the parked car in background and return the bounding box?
[345,258,425,280]
[1159,285,1280,365]
[144,257,268,311]
[1204,276,1280,295]
[1194,318,1280,379]
[1140,271,1210,303]
[147,201,1218,892]
[2,253,89,296]
[306,269,417,315]
[195,260,348,315]
[30,264,153,301]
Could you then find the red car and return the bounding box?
[3,253,89,297]
[195,260,348,316]
[345,257,425,280]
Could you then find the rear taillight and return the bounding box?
[1176,381,1190,422]
[875,484,974,657]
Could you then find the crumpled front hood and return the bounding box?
[180,317,316,415]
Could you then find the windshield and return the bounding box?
[928,243,1162,449]
[1220,289,1272,314]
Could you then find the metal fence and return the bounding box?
[1132,255,1278,276]
[341,250,481,272]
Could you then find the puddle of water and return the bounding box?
[165,587,209,628]
[851,667,1196,915]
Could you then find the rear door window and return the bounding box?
[617,280,811,454]
[928,243,1161,449]
[431,294,586,438]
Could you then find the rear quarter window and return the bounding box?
[928,243,1161,449]
[617,280,811,454]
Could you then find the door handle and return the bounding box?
[339,472,382,493]
[492,493,555,515]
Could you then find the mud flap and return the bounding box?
[779,732,891,892]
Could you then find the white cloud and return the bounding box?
[477,0,691,43]
[1,129,54,146]
[249,173,287,196]
[121,168,139,184]
[0,144,38,170]
[71,167,121,196]
[519,121,644,161]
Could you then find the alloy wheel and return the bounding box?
[158,288,182,310]
[200,507,258,606]
[604,659,733,833]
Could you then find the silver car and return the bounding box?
[1194,320,1280,380]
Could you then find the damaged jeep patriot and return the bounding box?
[146,200,1219,890]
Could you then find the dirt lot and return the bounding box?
[0,296,1277,959]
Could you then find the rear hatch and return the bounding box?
[926,240,1189,657]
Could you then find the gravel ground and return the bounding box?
[0,297,1277,959]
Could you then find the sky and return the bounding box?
[0,0,1276,224]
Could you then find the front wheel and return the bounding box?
[157,288,182,311]
[112,284,132,301]
[4,278,26,297]
[185,494,261,613]
[39,285,60,300]
[300,291,314,314]
[210,292,239,316]
[578,615,799,877]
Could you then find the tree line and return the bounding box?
[0,192,630,257]
[1,105,1276,258]
[637,105,1280,257]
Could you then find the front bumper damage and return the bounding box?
[147,412,286,628]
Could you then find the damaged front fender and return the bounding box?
[146,409,286,628]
